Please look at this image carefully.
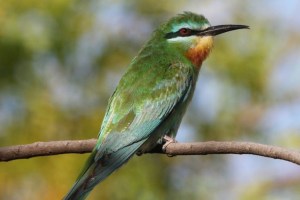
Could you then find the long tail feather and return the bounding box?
[63,140,146,200]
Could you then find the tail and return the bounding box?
[63,139,146,200]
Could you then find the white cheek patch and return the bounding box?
[167,35,197,43]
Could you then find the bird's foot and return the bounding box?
[162,135,177,151]
[136,151,143,156]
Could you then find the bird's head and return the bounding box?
[155,12,249,68]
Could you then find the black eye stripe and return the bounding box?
[165,29,198,39]
[165,32,179,39]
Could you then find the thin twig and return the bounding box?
[0,140,299,165]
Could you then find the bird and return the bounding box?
[64,12,248,200]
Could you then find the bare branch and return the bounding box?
[0,139,96,162]
[0,140,300,165]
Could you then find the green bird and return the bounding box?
[64,12,248,199]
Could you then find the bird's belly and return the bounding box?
[137,101,189,154]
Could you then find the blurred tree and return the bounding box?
[0,0,300,200]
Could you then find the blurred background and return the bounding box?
[1,0,300,199]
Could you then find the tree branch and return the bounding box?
[0,139,299,165]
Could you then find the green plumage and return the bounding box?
[64,12,248,199]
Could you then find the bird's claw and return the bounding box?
[162,135,177,152]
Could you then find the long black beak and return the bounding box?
[197,24,249,36]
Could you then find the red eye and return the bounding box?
[179,28,191,36]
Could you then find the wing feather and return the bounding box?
[95,62,194,158]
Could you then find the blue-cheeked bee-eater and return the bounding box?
[64,12,248,199]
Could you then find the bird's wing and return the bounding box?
[64,62,195,199]
[95,61,194,158]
